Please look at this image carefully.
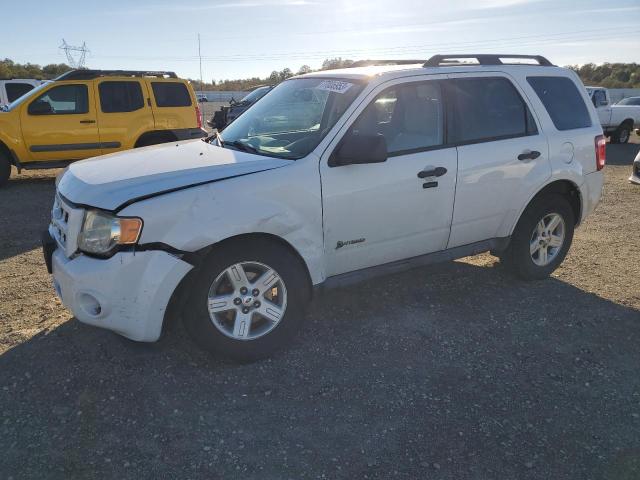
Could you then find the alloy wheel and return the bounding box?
[207,261,287,340]
[529,213,565,267]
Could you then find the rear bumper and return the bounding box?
[50,248,192,342]
[580,170,604,222]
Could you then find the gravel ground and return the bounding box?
[0,140,639,479]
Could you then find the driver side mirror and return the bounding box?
[329,132,387,167]
[28,101,53,115]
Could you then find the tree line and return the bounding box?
[2,57,639,90]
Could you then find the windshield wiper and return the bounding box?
[225,140,259,154]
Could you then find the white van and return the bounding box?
[44,54,605,361]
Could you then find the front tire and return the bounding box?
[0,152,11,187]
[182,239,310,362]
[502,194,575,280]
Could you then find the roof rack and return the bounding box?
[349,59,427,68]
[55,70,178,81]
[424,54,554,67]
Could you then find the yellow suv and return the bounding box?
[0,69,206,186]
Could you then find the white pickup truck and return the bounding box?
[0,79,44,106]
[586,87,640,143]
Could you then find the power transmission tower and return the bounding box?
[59,39,89,68]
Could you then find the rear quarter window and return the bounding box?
[527,76,592,131]
[151,82,192,107]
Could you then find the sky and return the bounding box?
[3,0,640,82]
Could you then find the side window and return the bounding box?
[351,81,444,155]
[447,77,536,144]
[593,90,607,107]
[28,84,88,115]
[527,76,592,131]
[151,82,192,107]
[6,83,35,103]
[99,81,144,113]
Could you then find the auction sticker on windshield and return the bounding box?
[316,80,354,94]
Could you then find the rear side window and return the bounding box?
[99,81,144,113]
[447,77,537,144]
[527,76,591,131]
[6,82,35,102]
[151,82,192,107]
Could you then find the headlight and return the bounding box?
[77,210,143,256]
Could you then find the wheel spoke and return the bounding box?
[254,268,280,290]
[546,214,561,233]
[208,294,236,313]
[536,219,546,235]
[538,245,548,265]
[548,234,563,248]
[232,311,252,338]
[255,301,285,323]
[227,263,250,291]
[530,239,540,255]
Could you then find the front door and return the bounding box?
[20,82,101,162]
[320,76,457,277]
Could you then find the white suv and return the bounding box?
[43,54,605,361]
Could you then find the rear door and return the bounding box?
[446,73,550,248]
[147,79,197,131]
[95,79,155,152]
[19,82,101,162]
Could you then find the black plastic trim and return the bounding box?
[30,142,120,152]
[317,237,510,290]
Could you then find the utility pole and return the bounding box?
[198,33,205,125]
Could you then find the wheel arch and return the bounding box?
[135,130,179,148]
[510,179,582,236]
[162,232,314,333]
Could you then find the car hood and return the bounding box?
[57,140,291,211]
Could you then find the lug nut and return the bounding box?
[240,287,248,295]
[233,297,241,305]
[242,307,250,314]
[253,301,261,308]
[252,288,260,297]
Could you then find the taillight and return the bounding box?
[595,135,606,171]
[195,104,202,129]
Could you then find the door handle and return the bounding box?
[79,119,96,124]
[518,150,541,161]
[417,166,447,178]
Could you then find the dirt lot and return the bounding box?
[0,140,639,479]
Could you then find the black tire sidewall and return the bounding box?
[0,153,10,186]
[618,126,630,144]
[507,194,575,280]
[182,240,310,362]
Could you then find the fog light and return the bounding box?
[78,292,102,317]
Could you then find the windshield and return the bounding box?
[3,82,49,111]
[617,97,640,105]
[240,86,271,103]
[219,77,364,160]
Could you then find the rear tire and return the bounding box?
[611,124,631,144]
[0,152,11,187]
[182,239,311,362]
[501,194,574,280]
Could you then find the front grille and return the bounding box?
[49,194,84,257]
